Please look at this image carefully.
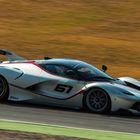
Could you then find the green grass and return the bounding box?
[0,120,140,140]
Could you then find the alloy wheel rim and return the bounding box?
[87,89,108,112]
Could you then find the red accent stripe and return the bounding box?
[31,62,79,81]
[2,61,92,83]
[35,89,85,100]
[5,61,77,80]
[63,89,85,100]
[10,83,85,100]
[4,61,83,82]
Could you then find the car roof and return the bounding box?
[36,59,84,68]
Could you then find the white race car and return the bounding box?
[0,50,140,113]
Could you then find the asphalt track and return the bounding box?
[0,102,140,134]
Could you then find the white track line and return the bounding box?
[0,118,140,136]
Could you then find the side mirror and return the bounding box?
[102,65,108,72]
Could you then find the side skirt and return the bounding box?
[8,85,83,109]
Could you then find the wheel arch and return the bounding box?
[0,74,9,101]
[82,86,112,113]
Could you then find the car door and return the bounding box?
[39,64,85,99]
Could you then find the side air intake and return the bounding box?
[125,81,140,91]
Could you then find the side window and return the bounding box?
[44,65,57,74]
[43,64,79,80]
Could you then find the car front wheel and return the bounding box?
[84,88,111,113]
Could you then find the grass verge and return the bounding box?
[0,120,140,140]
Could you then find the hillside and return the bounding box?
[0,0,140,79]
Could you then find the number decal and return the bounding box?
[54,84,73,93]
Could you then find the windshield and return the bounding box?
[73,63,113,81]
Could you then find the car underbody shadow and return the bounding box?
[1,100,140,119]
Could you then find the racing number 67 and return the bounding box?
[54,84,73,93]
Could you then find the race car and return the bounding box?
[0,50,140,114]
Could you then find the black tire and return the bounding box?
[84,87,111,113]
[0,75,9,102]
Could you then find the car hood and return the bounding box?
[85,79,140,97]
[118,77,140,89]
[111,82,140,96]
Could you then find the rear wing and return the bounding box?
[0,50,26,61]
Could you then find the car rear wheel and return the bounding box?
[84,88,111,113]
[0,75,9,102]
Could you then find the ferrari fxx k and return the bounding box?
[0,50,140,113]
